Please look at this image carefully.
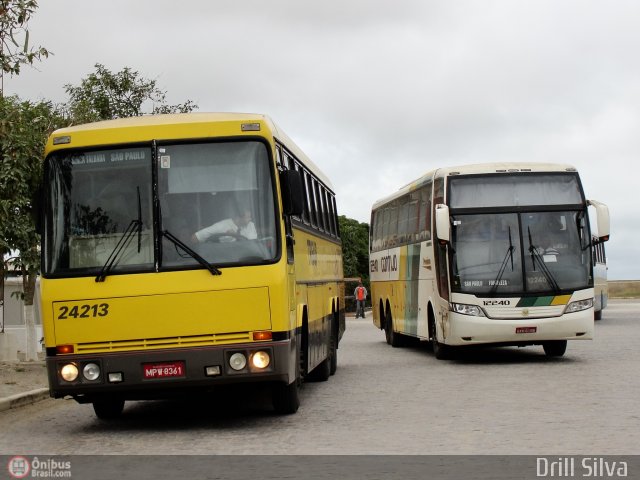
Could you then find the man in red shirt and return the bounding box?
[354,281,368,318]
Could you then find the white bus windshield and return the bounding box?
[450,211,591,294]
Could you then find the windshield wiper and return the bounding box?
[95,186,144,282]
[136,186,142,253]
[162,230,222,276]
[95,219,142,282]
[527,226,560,292]
[489,226,515,294]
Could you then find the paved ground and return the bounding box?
[0,361,47,399]
[1,300,639,456]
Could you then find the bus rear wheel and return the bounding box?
[329,321,338,376]
[92,399,125,420]
[272,381,300,414]
[543,340,567,357]
[384,309,402,348]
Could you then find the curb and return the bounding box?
[0,388,50,413]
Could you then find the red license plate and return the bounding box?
[516,327,537,334]
[143,361,185,379]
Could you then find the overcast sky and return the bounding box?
[6,0,639,279]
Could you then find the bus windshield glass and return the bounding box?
[44,141,277,276]
[44,147,154,276]
[159,141,277,268]
[450,211,591,294]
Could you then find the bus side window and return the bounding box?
[418,183,432,241]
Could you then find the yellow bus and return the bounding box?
[369,162,609,359]
[40,113,344,417]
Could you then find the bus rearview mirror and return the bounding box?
[435,204,450,243]
[588,199,610,241]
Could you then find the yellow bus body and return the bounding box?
[40,113,344,415]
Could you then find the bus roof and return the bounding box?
[45,112,333,190]
[372,161,579,210]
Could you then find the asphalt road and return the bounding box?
[0,299,638,455]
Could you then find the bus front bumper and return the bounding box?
[45,340,295,402]
[445,309,594,346]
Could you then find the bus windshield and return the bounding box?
[44,141,277,276]
[450,211,591,295]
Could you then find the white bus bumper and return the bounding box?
[445,309,594,346]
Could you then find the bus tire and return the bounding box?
[385,308,403,348]
[432,338,454,360]
[329,321,338,376]
[310,356,331,382]
[272,381,300,414]
[308,333,331,381]
[92,399,125,420]
[429,312,453,360]
[543,340,567,357]
[594,309,602,321]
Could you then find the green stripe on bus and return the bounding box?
[516,296,568,307]
[516,297,537,307]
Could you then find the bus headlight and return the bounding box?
[251,351,271,369]
[229,352,247,371]
[82,363,101,381]
[565,298,593,314]
[60,363,79,382]
[450,303,486,317]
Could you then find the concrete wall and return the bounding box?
[1,277,42,361]
[1,277,25,327]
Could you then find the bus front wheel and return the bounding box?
[430,316,453,360]
[92,399,125,420]
[272,381,300,414]
[543,340,567,357]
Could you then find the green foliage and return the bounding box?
[0,0,50,79]
[338,215,370,281]
[64,63,197,124]
[0,95,64,303]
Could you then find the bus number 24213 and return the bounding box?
[57,303,110,319]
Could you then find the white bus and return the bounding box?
[369,163,610,359]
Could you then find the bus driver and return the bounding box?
[192,206,257,242]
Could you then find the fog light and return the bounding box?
[60,363,79,382]
[83,362,101,381]
[251,351,270,369]
[205,365,221,376]
[108,372,123,383]
[229,352,247,371]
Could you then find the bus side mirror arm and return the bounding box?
[435,204,450,244]
[280,170,305,217]
[587,199,610,242]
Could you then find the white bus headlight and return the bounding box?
[450,303,486,317]
[60,363,79,382]
[82,363,101,381]
[229,352,247,371]
[251,351,271,369]
[565,298,593,314]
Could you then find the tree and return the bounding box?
[64,63,197,124]
[0,95,63,355]
[0,0,50,95]
[338,215,370,281]
[0,0,49,342]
